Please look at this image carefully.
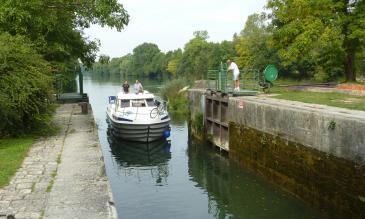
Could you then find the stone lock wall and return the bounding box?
[229,96,365,219]
[188,89,206,140]
[187,88,365,218]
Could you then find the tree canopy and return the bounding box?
[236,13,278,72]
[0,0,129,135]
[267,0,365,81]
[0,0,129,69]
[88,31,237,80]
[89,1,365,83]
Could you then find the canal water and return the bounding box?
[83,75,323,219]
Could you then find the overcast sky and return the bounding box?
[84,0,267,58]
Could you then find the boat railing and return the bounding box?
[135,106,139,120]
[117,104,168,119]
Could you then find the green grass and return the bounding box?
[46,179,54,192]
[46,169,57,192]
[270,87,365,111]
[0,137,34,187]
[31,181,36,192]
[274,78,317,86]
[56,153,61,164]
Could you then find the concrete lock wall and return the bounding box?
[188,89,206,140]
[229,96,365,164]
[228,96,365,219]
[187,88,365,219]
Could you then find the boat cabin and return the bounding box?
[114,91,159,108]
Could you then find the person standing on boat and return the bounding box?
[134,80,143,94]
[226,59,240,91]
[122,80,129,93]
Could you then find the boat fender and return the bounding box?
[163,130,171,138]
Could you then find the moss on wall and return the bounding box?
[229,122,365,219]
[188,112,204,141]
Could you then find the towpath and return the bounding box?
[0,104,117,219]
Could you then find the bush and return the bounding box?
[160,78,189,113]
[193,112,204,134]
[0,33,54,136]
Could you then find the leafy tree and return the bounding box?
[119,54,133,77]
[0,0,131,136]
[356,51,365,80]
[235,13,279,73]
[130,43,162,77]
[99,55,111,64]
[150,52,167,78]
[88,31,239,80]
[166,49,183,77]
[267,0,365,81]
[177,31,211,79]
[208,41,236,70]
[193,30,209,40]
[0,0,129,70]
[107,57,125,79]
[0,33,53,135]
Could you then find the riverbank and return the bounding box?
[0,103,116,219]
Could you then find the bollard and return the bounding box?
[78,102,88,114]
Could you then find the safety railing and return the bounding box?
[206,68,260,92]
[206,64,279,94]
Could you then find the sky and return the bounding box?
[84,0,268,58]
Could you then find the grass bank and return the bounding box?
[270,87,365,111]
[0,137,35,187]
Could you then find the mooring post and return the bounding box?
[79,71,83,95]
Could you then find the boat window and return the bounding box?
[120,99,130,107]
[132,99,146,107]
[146,98,154,107]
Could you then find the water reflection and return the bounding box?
[84,75,323,219]
[107,129,171,186]
[187,138,322,219]
[168,111,187,126]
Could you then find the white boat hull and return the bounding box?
[106,111,170,142]
[108,119,170,142]
[106,90,171,142]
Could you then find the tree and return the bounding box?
[166,49,183,77]
[99,55,110,64]
[88,31,238,80]
[0,33,53,135]
[267,0,365,81]
[208,41,236,70]
[236,13,278,72]
[0,0,129,70]
[177,31,211,79]
[119,54,133,77]
[150,52,166,78]
[130,43,162,77]
[109,57,121,76]
[193,30,209,40]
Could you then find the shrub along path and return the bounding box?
[0,104,116,219]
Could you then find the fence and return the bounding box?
[205,68,261,92]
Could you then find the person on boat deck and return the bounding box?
[134,80,143,94]
[226,59,240,91]
[122,80,129,93]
